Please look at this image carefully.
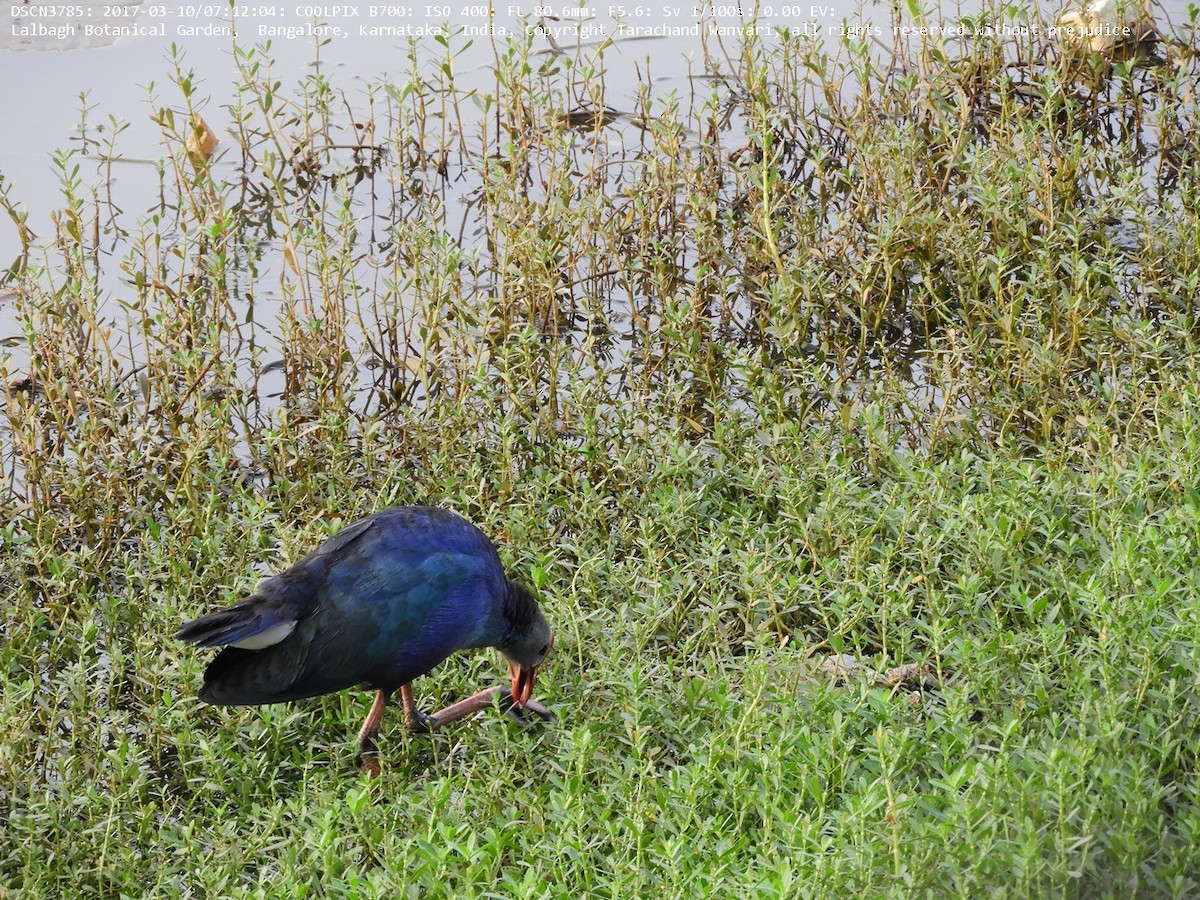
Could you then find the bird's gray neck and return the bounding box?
[503,579,539,633]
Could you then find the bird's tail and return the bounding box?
[175,602,296,650]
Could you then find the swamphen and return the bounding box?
[176,506,554,776]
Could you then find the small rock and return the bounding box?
[821,654,868,685]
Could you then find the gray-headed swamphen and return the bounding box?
[176,506,554,776]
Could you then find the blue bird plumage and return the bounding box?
[176,506,553,775]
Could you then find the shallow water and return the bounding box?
[1,0,1190,249]
[0,0,1192,456]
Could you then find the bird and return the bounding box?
[176,506,554,776]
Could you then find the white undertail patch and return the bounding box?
[231,620,297,650]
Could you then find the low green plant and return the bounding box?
[2,3,1199,895]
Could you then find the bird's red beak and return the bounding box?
[508,632,552,707]
[509,661,537,707]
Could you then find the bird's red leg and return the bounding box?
[357,689,389,778]
[426,686,503,726]
[426,686,555,726]
[400,683,435,733]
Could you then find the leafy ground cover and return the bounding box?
[3,7,1200,896]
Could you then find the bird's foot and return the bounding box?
[360,752,382,779]
[498,689,556,723]
[405,707,437,734]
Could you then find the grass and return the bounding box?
[3,4,1200,896]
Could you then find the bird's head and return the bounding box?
[499,580,553,707]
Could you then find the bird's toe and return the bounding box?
[501,691,556,723]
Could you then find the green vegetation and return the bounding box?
[3,7,1200,896]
